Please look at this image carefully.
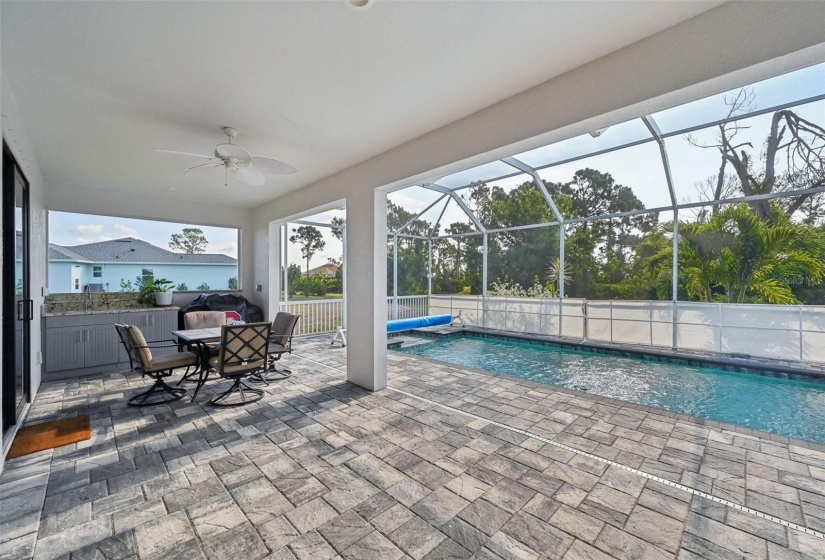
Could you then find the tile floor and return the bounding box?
[1,337,824,560]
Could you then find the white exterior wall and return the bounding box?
[250,3,825,390]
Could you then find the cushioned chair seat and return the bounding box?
[150,352,198,371]
[267,342,288,354]
[209,356,267,377]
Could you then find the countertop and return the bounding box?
[43,307,180,317]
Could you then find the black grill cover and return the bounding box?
[178,294,264,330]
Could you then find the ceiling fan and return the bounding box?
[154,127,296,186]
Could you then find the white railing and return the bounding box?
[429,295,825,363]
[280,299,343,337]
[279,295,431,336]
[388,295,430,320]
[429,295,586,338]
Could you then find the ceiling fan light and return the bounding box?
[344,0,374,9]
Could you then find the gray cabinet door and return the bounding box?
[84,323,120,368]
[46,327,85,372]
[148,311,178,358]
[117,311,179,360]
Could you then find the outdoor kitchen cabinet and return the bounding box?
[115,310,178,362]
[43,309,178,380]
[45,314,119,374]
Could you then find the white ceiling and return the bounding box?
[1,1,723,209]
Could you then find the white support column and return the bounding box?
[268,221,283,321]
[392,234,398,320]
[346,189,387,392]
[342,226,348,329]
[672,210,679,302]
[559,227,565,299]
[427,239,432,296]
[643,115,680,347]
[282,224,289,305]
[482,233,488,298]
[672,209,679,349]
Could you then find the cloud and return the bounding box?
[211,242,237,257]
[113,224,140,238]
[72,235,118,245]
[71,224,103,236]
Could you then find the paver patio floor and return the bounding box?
[1,336,824,560]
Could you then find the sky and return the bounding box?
[48,212,239,258]
[48,63,824,271]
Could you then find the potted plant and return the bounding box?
[137,278,175,307]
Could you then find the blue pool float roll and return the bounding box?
[387,314,452,333]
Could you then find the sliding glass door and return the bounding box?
[3,143,31,433]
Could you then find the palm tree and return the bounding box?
[662,205,825,304]
[544,257,571,293]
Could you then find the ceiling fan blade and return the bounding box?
[184,163,224,176]
[154,148,218,160]
[249,157,297,175]
[214,143,252,163]
[230,167,265,186]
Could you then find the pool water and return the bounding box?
[392,334,825,444]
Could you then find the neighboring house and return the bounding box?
[306,263,338,278]
[41,235,238,293]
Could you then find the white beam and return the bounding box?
[425,182,487,233]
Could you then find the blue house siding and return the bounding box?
[45,237,239,293]
[47,262,238,293]
[101,263,238,292]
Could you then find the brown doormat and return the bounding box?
[7,415,91,459]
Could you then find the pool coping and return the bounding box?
[387,329,825,453]
[388,325,825,382]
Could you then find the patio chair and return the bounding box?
[254,312,300,384]
[209,322,272,407]
[178,310,227,384]
[115,324,196,406]
[184,310,227,330]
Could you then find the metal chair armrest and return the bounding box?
[132,339,182,349]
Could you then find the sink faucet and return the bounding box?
[84,285,93,311]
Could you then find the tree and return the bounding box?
[330,217,345,242]
[176,283,188,291]
[290,226,326,275]
[387,201,435,295]
[656,205,825,304]
[228,277,238,290]
[196,282,211,291]
[119,278,134,292]
[169,227,208,254]
[688,88,825,223]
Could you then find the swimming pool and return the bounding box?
[392,334,825,444]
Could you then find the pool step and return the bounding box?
[387,336,434,349]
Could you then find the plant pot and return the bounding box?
[154,292,173,307]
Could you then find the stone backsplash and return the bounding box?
[44,292,146,314]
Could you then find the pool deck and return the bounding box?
[1,336,824,560]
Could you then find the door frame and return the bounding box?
[2,141,32,433]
